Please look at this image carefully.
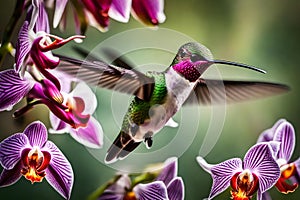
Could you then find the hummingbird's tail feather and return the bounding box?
[105,131,141,163]
[118,140,141,159]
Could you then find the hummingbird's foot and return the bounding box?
[144,131,153,149]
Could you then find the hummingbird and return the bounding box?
[57,42,289,163]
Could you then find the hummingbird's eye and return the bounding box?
[190,54,202,62]
[180,50,187,57]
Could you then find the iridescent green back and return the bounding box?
[122,71,168,129]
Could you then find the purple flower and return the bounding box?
[197,142,281,200]
[131,0,166,26]
[15,0,84,78]
[0,70,34,112]
[79,0,115,32]
[0,121,73,199]
[257,119,300,194]
[0,70,103,148]
[109,0,166,26]
[98,157,184,200]
[63,0,165,33]
[49,82,103,149]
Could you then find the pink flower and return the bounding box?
[59,0,166,33]
[0,70,103,148]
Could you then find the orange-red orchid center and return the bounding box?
[230,170,259,200]
[275,163,298,194]
[124,191,137,200]
[21,147,51,184]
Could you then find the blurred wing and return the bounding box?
[72,46,135,70]
[100,47,136,70]
[56,54,155,101]
[184,79,290,105]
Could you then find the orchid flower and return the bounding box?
[131,0,166,27]
[108,0,166,27]
[15,0,84,81]
[97,157,184,200]
[197,142,281,200]
[257,119,300,195]
[49,82,103,149]
[0,70,103,148]
[0,121,73,199]
[58,0,166,33]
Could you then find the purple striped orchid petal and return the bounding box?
[0,70,33,111]
[53,0,68,28]
[156,157,177,186]
[69,117,103,148]
[206,158,243,199]
[196,156,213,174]
[167,177,184,200]
[44,141,73,200]
[0,133,29,170]
[133,181,168,200]
[268,141,281,158]
[131,0,166,26]
[257,119,287,143]
[15,21,31,73]
[243,143,281,194]
[71,82,97,114]
[0,161,23,187]
[23,121,48,148]
[197,156,243,199]
[273,121,295,162]
[108,0,132,23]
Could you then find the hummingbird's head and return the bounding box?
[171,42,266,82]
[171,42,214,82]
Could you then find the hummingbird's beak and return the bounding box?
[211,60,266,74]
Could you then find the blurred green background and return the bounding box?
[1,0,300,199]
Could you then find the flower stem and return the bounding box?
[87,174,122,200]
[130,172,157,189]
[0,0,26,67]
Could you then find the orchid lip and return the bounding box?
[20,147,51,184]
[230,169,259,199]
[124,191,137,200]
[275,163,298,194]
